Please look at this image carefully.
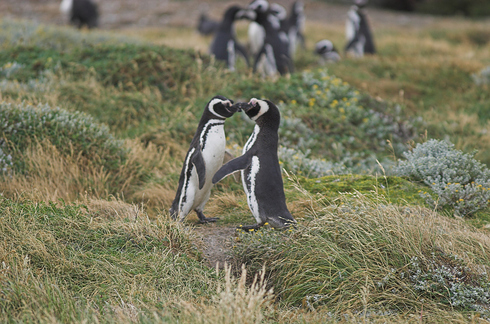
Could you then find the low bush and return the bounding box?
[395,139,490,216]
[0,101,127,174]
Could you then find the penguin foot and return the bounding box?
[236,223,262,232]
[198,217,220,224]
[196,211,219,224]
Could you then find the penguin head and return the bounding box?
[354,0,369,8]
[223,5,246,23]
[293,1,304,15]
[315,39,335,55]
[242,98,280,125]
[270,3,287,21]
[248,0,269,13]
[206,95,237,119]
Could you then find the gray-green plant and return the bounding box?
[394,139,490,216]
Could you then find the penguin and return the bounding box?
[210,6,251,71]
[212,98,297,231]
[315,40,341,64]
[246,0,293,76]
[60,0,99,29]
[345,0,376,57]
[282,1,306,59]
[197,13,220,36]
[169,96,241,223]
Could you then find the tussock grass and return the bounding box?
[0,197,219,322]
[232,189,490,316]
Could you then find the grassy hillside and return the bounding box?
[1,16,490,323]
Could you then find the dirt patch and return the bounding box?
[194,224,236,269]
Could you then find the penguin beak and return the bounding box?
[230,102,252,112]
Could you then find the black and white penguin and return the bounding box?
[315,40,341,64]
[345,0,376,57]
[282,1,306,59]
[213,98,297,230]
[60,0,99,29]
[170,96,241,223]
[210,6,251,71]
[246,0,293,76]
[197,13,220,36]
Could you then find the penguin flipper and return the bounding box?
[212,152,253,184]
[192,145,206,190]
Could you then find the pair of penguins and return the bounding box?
[169,96,296,231]
[209,0,304,76]
[315,0,375,63]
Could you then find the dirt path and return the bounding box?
[194,224,236,269]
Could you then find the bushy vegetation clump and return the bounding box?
[231,193,490,317]
[395,139,490,216]
[0,101,127,174]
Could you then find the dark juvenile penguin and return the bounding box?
[170,96,241,223]
[315,39,341,63]
[247,0,293,76]
[60,0,99,29]
[345,0,375,57]
[210,6,250,71]
[213,98,297,230]
[197,13,220,36]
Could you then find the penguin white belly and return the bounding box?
[192,125,226,209]
[248,22,265,56]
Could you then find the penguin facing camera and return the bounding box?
[210,6,251,71]
[345,0,376,57]
[169,96,242,224]
[60,0,99,29]
[213,98,297,231]
[315,40,341,64]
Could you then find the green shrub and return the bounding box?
[0,101,127,174]
[395,139,490,216]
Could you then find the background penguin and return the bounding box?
[169,96,241,223]
[210,6,250,71]
[315,39,341,64]
[212,98,297,231]
[60,0,99,29]
[345,0,376,57]
[246,0,293,76]
[282,1,306,59]
[197,13,220,36]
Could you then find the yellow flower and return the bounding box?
[250,229,255,232]
[264,222,269,225]
[341,115,346,121]
[339,108,345,113]
[363,118,368,123]
[291,100,297,105]
[342,97,347,101]
[313,84,318,90]
[316,90,322,95]
[309,98,316,107]
[459,199,464,202]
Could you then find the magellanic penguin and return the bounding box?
[170,96,241,223]
[345,0,375,57]
[210,6,251,71]
[282,1,306,59]
[246,0,293,77]
[60,0,99,29]
[212,98,297,231]
[315,39,341,64]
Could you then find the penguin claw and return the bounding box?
[198,217,219,224]
[236,223,262,232]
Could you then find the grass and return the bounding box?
[1,11,490,323]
